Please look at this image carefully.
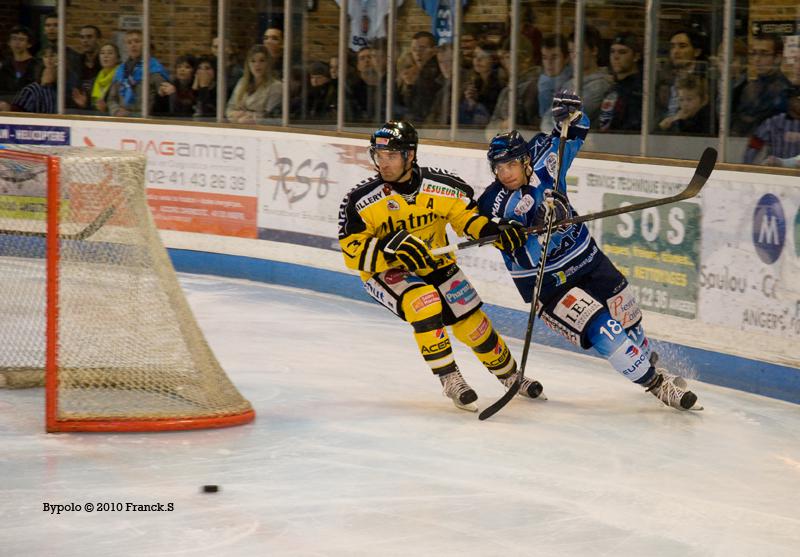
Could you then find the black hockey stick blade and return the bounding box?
[478,375,521,421]
[523,146,717,235]
[0,205,116,241]
[433,147,717,255]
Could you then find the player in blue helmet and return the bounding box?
[477,91,701,411]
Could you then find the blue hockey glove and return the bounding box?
[481,218,528,252]
[379,230,439,272]
[552,89,583,123]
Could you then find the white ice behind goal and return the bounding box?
[0,146,255,432]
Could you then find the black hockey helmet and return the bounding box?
[370,121,418,166]
[487,130,530,173]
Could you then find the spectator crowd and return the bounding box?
[1,11,798,168]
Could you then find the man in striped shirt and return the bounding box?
[0,47,56,114]
[744,85,800,168]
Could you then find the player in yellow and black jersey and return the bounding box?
[337,120,545,412]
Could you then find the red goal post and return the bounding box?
[0,146,255,432]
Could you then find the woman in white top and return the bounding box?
[225,45,282,123]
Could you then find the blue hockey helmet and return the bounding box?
[487,130,530,173]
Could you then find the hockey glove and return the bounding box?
[481,218,528,252]
[552,89,583,123]
[533,189,572,231]
[379,230,439,272]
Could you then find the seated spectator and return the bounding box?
[787,46,800,86]
[599,33,643,132]
[658,75,714,135]
[72,25,102,107]
[459,42,504,126]
[305,60,336,121]
[154,55,197,117]
[107,30,170,116]
[394,52,421,120]
[225,45,282,123]
[656,29,709,121]
[0,26,41,103]
[562,25,612,128]
[406,31,442,122]
[743,85,800,168]
[193,55,217,119]
[329,55,339,82]
[538,34,572,131]
[262,24,284,79]
[731,34,791,136]
[346,45,386,123]
[712,38,747,117]
[71,42,120,113]
[487,37,540,135]
[211,36,243,97]
[0,46,57,113]
[426,43,454,126]
[460,32,478,72]
[40,13,81,70]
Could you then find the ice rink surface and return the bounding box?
[2,273,799,556]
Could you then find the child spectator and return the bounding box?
[744,85,800,168]
[154,55,197,117]
[658,74,714,134]
[71,42,120,113]
[305,60,336,121]
[192,55,217,119]
[225,45,282,123]
[656,29,709,121]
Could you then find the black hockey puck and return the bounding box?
[202,485,219,493]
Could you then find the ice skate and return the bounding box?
[497,370,546,400]
[439,368,478,412]
[645,368,701,411]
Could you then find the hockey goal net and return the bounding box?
[0,146,255,432]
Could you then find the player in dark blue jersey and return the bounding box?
[477,90,701,410]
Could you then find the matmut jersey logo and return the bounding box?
[421,183,464,199]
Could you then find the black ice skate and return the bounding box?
[644,354,701,411]
[439,368,478,412]
[497,370,546,400]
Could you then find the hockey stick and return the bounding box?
[433,146,717,256]
[478,117,573,421]
[0,205,116,241]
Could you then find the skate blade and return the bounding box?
[453,400,479,412]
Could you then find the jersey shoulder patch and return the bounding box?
[338,175,383,239]
[420,167,475,199]
[346,175,387,213]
